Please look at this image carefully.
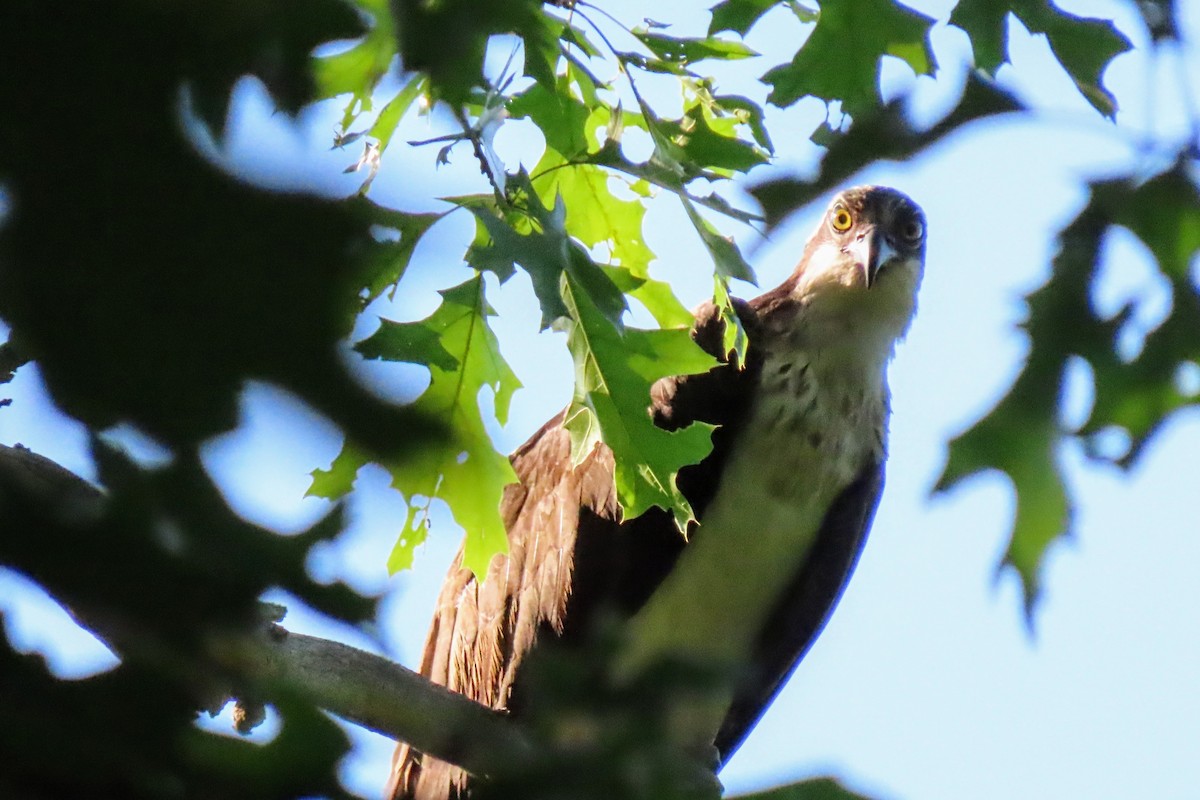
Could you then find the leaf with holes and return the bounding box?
[1081,169,1200,463]
[356,200,444,305]
[561,274,718,528]
[931,175,1142,617]
[312,277,519,577]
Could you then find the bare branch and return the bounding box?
[0,442,532,779]
[208,627,532,772]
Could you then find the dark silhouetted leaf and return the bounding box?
[709,0,780,36]
[935,165,1200,617]
[950,0,1132,118]
[393,0,546,105]
[357,202,446,305]
[763,0,936,116]
[0,0,431,458]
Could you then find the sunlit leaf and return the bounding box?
[603,266,695,329]
[372,277,520,576]
[307,441,370,500]
[561,275,718,527]
[369,73,429,152]
[509,80,592,160]
[313,9,397,132]
[633,31,759,64]
[713,275,750,368]
[311,278,520,577]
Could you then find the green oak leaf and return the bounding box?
[713,275,750,368]
[311,277,520,578]
[354,201,444,305]
[713,94,775,152]
[508,80,593,160]
[763,0,937,117]
[935,166,1199,619]
[1080,168,1200,465]
[632,31,759,64]
[933,218,1096,618]
[560,274,719,528]
[368,73,429,152]
[313,0,397,132]
[528,148,656,278]
[307,440,370,500]
[681,194,758,283]
[709,0,780,36]
[467,175,628,329]
[949,0,1132,118]
[653,103,770,176]
[603,265,696,329]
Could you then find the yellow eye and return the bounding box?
[831,206,853,232]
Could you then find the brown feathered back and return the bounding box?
[388,414,618,800]
[386,299,755,800]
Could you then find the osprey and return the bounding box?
[387,185,927,800]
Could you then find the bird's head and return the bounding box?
[801,185,926,291]
[789,185,926,344]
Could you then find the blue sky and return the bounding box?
[2,1,1199,799]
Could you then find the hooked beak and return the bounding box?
[848,228,899,288]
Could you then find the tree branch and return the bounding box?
[209,625,533,772]
[0,442,532,779]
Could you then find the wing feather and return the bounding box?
[389,289,880,797]
[387,414,620,800]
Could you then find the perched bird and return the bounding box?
[387,185,927,800]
